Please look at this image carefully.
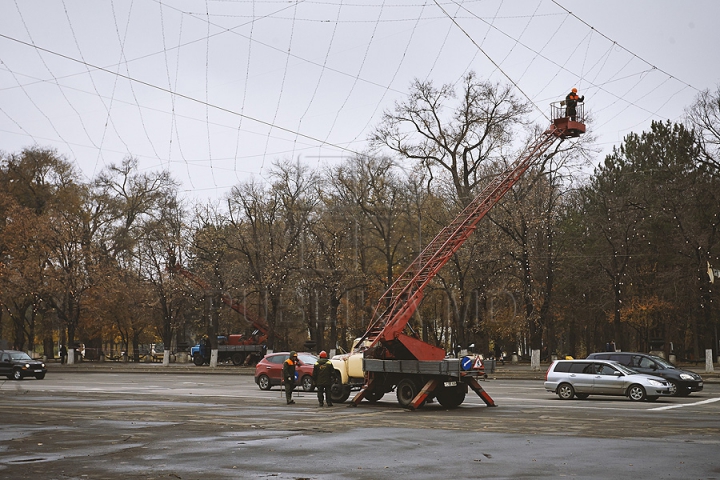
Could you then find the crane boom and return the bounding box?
[356,124,570,361]
[167,255,269,338]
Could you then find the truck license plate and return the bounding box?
[443,381,457,387]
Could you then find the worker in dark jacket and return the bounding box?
[282,351,299,405]
[312,351,336,407]
[565,88,585,121]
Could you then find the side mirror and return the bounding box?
[614,371,623,377]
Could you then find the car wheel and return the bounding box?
[574,393,589,400]
[627,384,647,401]
[557,383,575,400]
[435,386,466,408]
[646,396,658,402]
[231,353,246,366]
[667,380,678,396]
[12,369,22,381]
[301,375,315,392]
[35,373,46,380]
[396,378,420,407]
[257,374,272,390]
[365,390,384,403]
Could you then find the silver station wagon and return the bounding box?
[544,359,672,402]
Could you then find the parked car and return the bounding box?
[587,352,703,396]
[544,359,671,402]
[254,352,318,392]
[0,350,47,380]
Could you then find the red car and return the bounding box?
[254,352,317,392]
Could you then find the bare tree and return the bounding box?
[371,71,530,206]
[686,84,720,176]
[225,160,318,350]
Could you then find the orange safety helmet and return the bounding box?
[571,88,578,93]
[319,351,328,358]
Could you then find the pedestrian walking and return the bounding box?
[312,351,336,407]
[59,344,67,364]
[282,351,299,405]
[494,344,505,365]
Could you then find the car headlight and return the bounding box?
[41,363,46,368]
[647,379,664,387]
[23,363,30,369]
[679,373,694,380]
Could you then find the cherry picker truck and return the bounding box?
[330,104,585,409]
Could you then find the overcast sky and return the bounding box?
[2,0,718,203]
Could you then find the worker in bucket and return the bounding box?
[565,87,584,121]
[282,351,299,405]
[313,351,336,407]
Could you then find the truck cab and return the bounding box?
[329,338,369,402]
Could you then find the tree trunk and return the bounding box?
[329,294,339,352]
[132,332,141,362]
[43,336,55,360]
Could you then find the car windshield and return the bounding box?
[612,362,639,375]
[10,352,32,361]
[650,355,674,368]
[298,354,317,364]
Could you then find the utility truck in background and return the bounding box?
[190,334,266,366]
[167,252,269,366]
[330,106,585,409]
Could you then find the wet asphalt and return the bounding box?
[1,366,719,479]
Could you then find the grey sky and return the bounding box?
[1,0,718,202]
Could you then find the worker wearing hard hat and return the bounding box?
[282,351,299,405]
[565,88,585,121]
[312,351,336,407]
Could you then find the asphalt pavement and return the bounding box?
[2,370,719,480]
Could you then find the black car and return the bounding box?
[0,350,47,380]
[587,352,702,396]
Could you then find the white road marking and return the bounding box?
[648,397,720,411]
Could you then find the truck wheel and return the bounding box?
[301,375,315,392]
[257,374,272,390]
[231,353,246,366]
[365,390,384,403]
[435,387,466,408]
[246,353,262,366]
[192,354,205,366]
[396,378,419,407]
[330,383,351,403]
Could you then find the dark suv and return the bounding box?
[0,350,47,380]
[587,352,702,396]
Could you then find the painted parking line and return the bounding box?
[649,397,720,411]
